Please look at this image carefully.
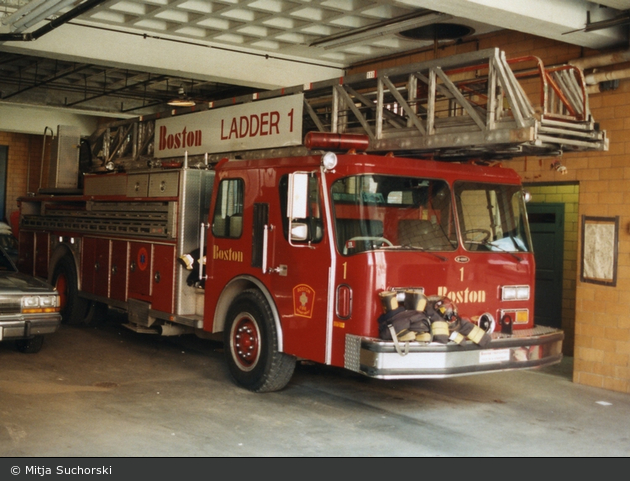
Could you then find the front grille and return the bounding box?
[0,295,21,314]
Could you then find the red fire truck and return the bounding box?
[17,49,607,392]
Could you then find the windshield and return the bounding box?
[331,175,457,256]
[454,181,532,253]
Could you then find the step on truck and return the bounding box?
[18,48,607,391]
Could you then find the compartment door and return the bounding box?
[152,244,175,313]
[128,241,152,300]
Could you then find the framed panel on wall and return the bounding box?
[580,216,619,287]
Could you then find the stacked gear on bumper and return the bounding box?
[342,290,564,379]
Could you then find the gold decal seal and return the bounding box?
[293,284,315,318]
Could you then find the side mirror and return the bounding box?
[288,173,308,219]
[290,223,309,242]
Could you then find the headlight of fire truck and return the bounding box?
[501,285,530,301]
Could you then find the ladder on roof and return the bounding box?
[298,47,607,159]
[87,48,607,172]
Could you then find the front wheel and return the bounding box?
[224,289,296,392]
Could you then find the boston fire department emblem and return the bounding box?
[137,247,149,271]
[293,284,315,318]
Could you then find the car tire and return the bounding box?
[16,335,44,353]
[224,289,296,393]
[52,255,89,325]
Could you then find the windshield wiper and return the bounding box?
[466,240,523,263]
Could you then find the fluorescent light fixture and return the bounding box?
[3,0,74,32]
[309,11,451,50]
[2,0,49,26]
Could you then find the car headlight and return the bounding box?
[40,296,57,307]
[22,296,40,308]
[22,295,60,313]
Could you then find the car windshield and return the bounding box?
[454,181,532,253]
[331,174,458,256]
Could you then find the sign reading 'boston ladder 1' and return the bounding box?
[154,94,304,158]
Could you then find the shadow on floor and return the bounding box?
[537,355,573,381]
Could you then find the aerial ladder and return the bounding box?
[84,47,607,175]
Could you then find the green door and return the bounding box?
[527,203,564,328]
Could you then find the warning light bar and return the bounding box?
[304,132,370,151]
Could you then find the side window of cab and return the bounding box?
[212,178,244,238]
[279,174,324,243]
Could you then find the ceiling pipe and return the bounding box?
[569,47,630,94]
[0,0,107,42]
[569,49,630,70]
[584,66,630,85]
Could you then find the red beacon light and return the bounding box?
[304,132,370,152]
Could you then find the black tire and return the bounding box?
[51,255,89,325]
[224,289,296,393]
[16,335,44,353]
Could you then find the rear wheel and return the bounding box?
[224,289,295,392]
[52,255,88,325]
[16,335,44,353]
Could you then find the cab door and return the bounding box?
[262,172,332,364]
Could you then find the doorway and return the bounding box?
[527,202,564,329]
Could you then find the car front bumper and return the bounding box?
[0,315,62,340]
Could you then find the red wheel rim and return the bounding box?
[55,273,68,309]
[230,313,261,371]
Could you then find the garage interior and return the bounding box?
[1,0,630,456]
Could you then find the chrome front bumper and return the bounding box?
[0,315,62,340]
[345,326,564,379]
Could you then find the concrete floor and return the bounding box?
[0,312,629,457]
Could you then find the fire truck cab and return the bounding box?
[206,151,561,391]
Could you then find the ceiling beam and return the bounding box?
[0,22,345,91]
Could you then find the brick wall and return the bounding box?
[0,132,46,222]
[350,29,630,393]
